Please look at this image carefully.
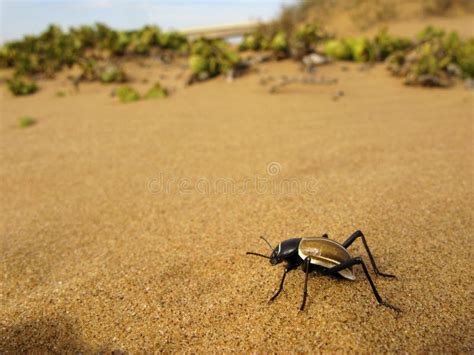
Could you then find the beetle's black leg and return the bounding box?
[269,268,289,302]
[323,257,401,312]
[342,230,395,278]
[300,257,311,311]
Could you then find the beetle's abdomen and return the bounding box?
[298,237,355,280]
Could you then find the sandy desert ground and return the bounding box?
[0,16,473,353]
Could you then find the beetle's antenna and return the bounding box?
[260,236,274,251]
[246,252,270,259]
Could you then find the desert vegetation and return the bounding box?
[18,116,36,128]
[0,23,245,96]
[238,8,473,87]
[2,0,473,100]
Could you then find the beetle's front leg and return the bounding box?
[270,264,296,302]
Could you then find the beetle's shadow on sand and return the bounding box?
[0,314,105,353]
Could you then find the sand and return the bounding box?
[1,19,473,353]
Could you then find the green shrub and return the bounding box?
[100,65,127,83]
[19,116,36,127]
[323,39,352,60]
[0,45,15,67]
[78,60,127,83]
[387,26,474,86]
[157,31,188,51]
[189,55,209,74]
[417,26,445,42]
[116,86,140,103]
[189,38,240,79]
[372,29,412,61]
[0,23,188,78]
[347,37,374,62]
[294,23,322,45]
[323,29,412,63]
[239,34,261,51]
[7,76,38,96]
[239,22,325,58]
[271,31,289,54]
[127,26,157,55]
[387,27,464,86]
[456,39,474,77]
[78,59,99,81]
[145,82,168,99]
[291,23,324,58]
[319,25,473,86]
[259,37,271,51]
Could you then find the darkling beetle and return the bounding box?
[247,230,400,312]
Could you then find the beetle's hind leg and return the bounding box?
[323,257,401,312]
[342,230,396,278]
[300,257,312,311]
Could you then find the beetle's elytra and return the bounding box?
[247,230,400,312]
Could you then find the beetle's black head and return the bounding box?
[270,244,282,265]
[246,237,301,265]
[270,238,301,266]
